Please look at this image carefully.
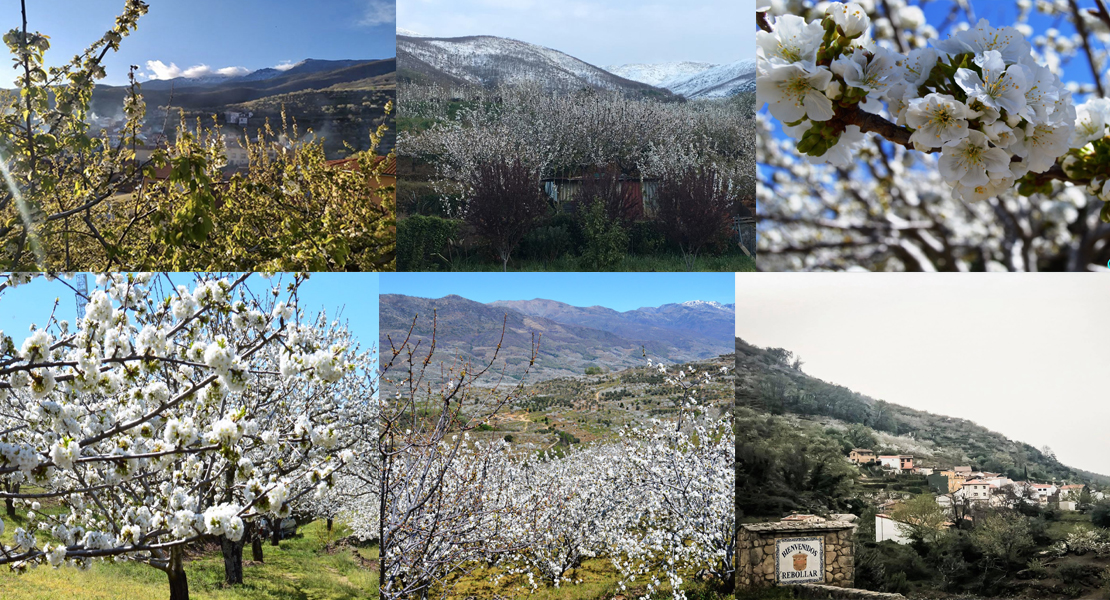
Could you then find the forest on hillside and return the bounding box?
[735,337,1109,521]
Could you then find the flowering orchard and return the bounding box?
[373,315,734,600]
[757,0,1110,271]
[0,273,378,600]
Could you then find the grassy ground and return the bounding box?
[443,252,756,272]
[437,557,731,600]
[0,518,378,600]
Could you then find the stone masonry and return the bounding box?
[738,521,857,589]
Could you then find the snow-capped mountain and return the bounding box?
[139,59,373,91]
[664,58,756,99]
[604,61,715,88]
[397,28,426,37]
[382,295,735,383]
[397,34,672,96]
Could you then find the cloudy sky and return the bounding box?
[14,0,395,85]
[735,274,1110,476]
[398,0,754,66]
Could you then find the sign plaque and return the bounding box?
[775,536,824,584]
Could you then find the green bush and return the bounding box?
[629,220,667,255]
[1026,558,1048,579]
[520,224,572,267]
[1059,562,1100,585]
[584,366,602,375]
[397,215,459,271]
[548,213,585,251]
[1092,501,1110,528]
[578,199,628,271]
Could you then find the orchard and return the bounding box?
[0,273,379,600]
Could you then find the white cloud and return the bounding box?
[144,60,250,80]
[360,0,395,26]
[274,61,298,72]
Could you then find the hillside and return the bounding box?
[93,59,395,110]
[606,59,756,99]
[470,355,734,451]
[379,295,734,386]
[604,61,715,88]
[396,34,676,99]
[90,58,396,158]
[666,59,756,98]
[735,336,1110,501]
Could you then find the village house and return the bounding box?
[961,479,995,503]
[879,455,914,473]
[875,513,913,544]
[914,466,934,476]
[848,449,875,465]
[1027,483,1058,505]
[959,477,1015,505]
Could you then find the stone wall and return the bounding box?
[738,521,857,589]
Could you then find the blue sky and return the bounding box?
[758,0,1099,196]
[11,0,395,86]
[380,273,735,311]
[399,0,754,66]
[0,273,379,351]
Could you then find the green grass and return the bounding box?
[439,557,731,600]
[1046,512,1094,542]
[440,252,756,272]
[0,519,378,600]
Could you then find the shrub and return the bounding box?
[628,220,667,255]
[578,198,628,271]
[464,158,548,271]
[397,215,459,271]
[1059,562,1100,585]
[655,165,741,270]
[1092,501,1110,528]
[1026,558,1048,579]
[584,366,602,375]
[519,224,571,267]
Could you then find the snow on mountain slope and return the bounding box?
[397,28,426,37]
[605,61,715,88]
[665,58,756,98]
[397,34,668,95]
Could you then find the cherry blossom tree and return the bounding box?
[0,272,371,600]
[400,83,754,214]
[757,0,1110,271]
[376,313,537,599]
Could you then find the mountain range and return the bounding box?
[397,33,753,99]
[397,35,671,98]
[93,58,395,110]
[379,295,735,384]
[607,59,756,98]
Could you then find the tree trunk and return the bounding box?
[270,517,281,546]
[167,546,189,600]
[4,498,14,519]
[251,535,264,563]
[220,535,245,585]
[326,518,333,532]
